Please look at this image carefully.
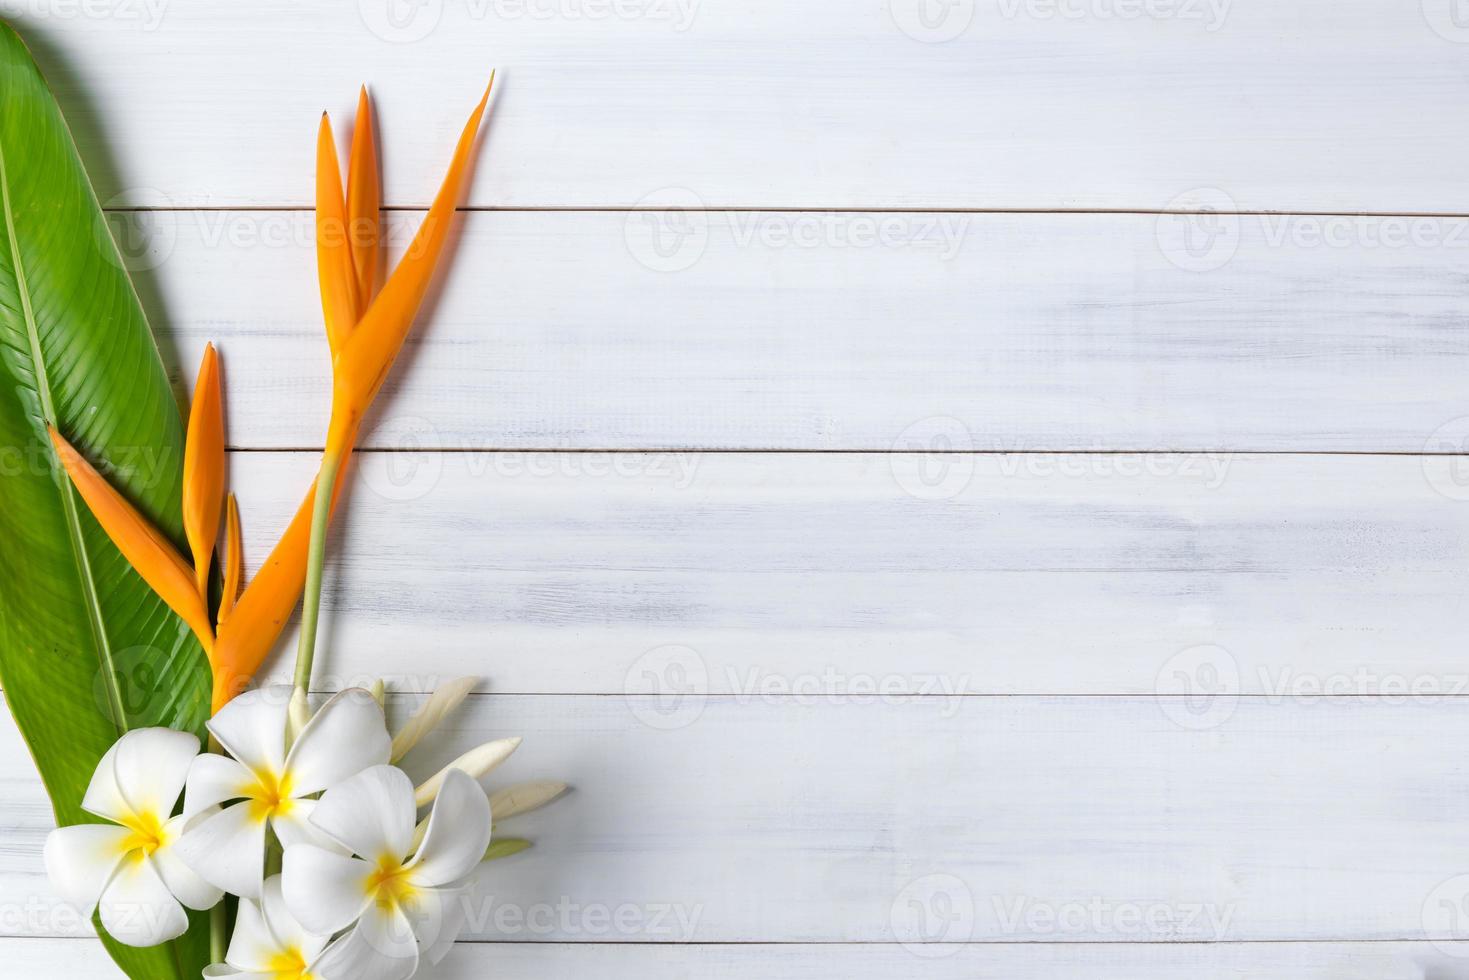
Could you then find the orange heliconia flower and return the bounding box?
[52,81,494,712]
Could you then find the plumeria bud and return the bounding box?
[413,736,521,808]
[368,678,386,706]
[490,781,568,820]
[484,837,531,862]
[391,676,477,762]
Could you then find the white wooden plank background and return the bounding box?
[208,451,1469,697]
[4,0,1468,211]
[8,695,1469,946]
[134,209,1469,453]
[11,939,1469,980]
[3,0,1468,975]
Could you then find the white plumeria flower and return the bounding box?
[282,766,492,980]
[203,875,334,979]
[43,728,222,947]
[177,686,391,899]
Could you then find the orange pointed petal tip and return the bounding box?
[317,112,358,353]
[331,78,495,424]
[218,493,243,624]
[182,343,225,600]
[347,84,380,304]
[49,427,215,652]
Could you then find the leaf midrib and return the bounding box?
[0,130,127,737]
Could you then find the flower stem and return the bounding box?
[292,451,342,696]
[209,904,226,964]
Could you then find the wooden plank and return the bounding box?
[15,1,1469,211]
[6,695,1469,942]
[4,938,1469,980]
[141,209,1469,452]
[199,450,1469,696]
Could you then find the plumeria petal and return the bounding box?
[284,688,391,796]
[208,687,291,777]
[309,765,415,860]
[78,739,132,824]
[152,812,223,910]
[310,901,419,980]
[408,770,491,887]
[261,874,333,966]
[281,844,373,936]
[271,799,347,855]
[420,885,469,965]
[98,856,189,947]
[201,968,244,978]
[81,728,195,824]
[221,887,277,972]
[183,753,255,819]
[43,824,129,914]
[175,800,268,899]
[106,728,200,821]
[394,885,465,964]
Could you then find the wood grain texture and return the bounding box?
[199,450,1469,696]
[137,209,1469,452]
[5,938,1469,979]
[9,0,1469,211]
[7,694,1469,943]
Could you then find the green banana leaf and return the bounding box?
[0,21,211,978]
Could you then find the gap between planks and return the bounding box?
[102,206,1469,219]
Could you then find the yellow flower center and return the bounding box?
[264,947,312,980]
[117,810,167,860]
[364,855,418,910]
[245,768,295,823]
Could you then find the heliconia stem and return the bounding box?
[291,450,343,697]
